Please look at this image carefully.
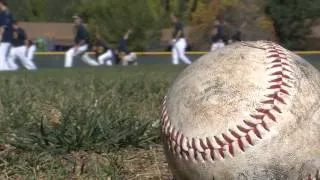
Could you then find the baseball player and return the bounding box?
[210,27,225,51]
[7,20,37,70]
[228,31,242,44]
[26,39,37,68]
[0,0,12,71]
[116,30,138,66]
[64,15,98,68]
[92,33,113,66]
[170,13,191,65]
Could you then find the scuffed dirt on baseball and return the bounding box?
[162,41,320,180]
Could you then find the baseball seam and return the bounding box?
[161,42,295,163]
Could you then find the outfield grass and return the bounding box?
[0,64,186,180]
[0,61,319,180]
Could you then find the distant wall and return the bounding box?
[19,22,75,46]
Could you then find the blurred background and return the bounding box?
[7,0,320,52]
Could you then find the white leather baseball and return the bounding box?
[161,41,320,180]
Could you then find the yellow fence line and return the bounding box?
[35,51,320,56]
[292,51,320,55]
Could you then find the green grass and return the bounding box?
[0,64,185,179]
[0,61,319,180]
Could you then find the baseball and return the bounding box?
[161,41,320,180]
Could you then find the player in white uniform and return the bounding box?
[170,13,191,65]
[116,30,138,66]
[0,0,13,71]
[64,15,98,68]
[26,40,37,67]
[79,33,114,66]
[92,33,113,66]
[210,27,225,51]
[7,21,37,70]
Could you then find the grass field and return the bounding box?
[0,61,319,180]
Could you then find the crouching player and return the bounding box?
[121,52,138,66]
[91,33,113,66]
[117,30,138,66]
[7,20,37,70]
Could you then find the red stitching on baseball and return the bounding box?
[222,133,233,144]
[245,134,252,145]
[253,127,262,139]
[307,170,320,180]
[244,120,257,127]
[238,125,250,133]
[273,106,282,113]
[219,148,225,158]
[161,42,294,162]
[228,143,234,156]
[237,139,245,151]
[214,136,225,147]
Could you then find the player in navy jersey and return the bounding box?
[64,14,99,68]
[170,13,191,65]
[0,0,13,70]
[116,30,138,66]
[7,20,37,70]
[91,33,114,66]
[80,32,113,66]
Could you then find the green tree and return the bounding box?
[24,0,47,21]
[7,0,25,20]
[266,0,320,50]
[7,0,78,22]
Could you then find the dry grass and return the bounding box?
[121,146,170,180]
[0,61,319,180]
[0,64,184,180]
